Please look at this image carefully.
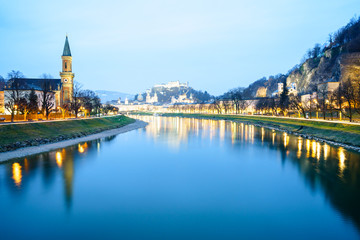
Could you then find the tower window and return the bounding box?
[65,62,67,69]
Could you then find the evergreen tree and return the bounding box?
[28,89,38,113]
[279,79,289,115]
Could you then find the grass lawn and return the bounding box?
[152,113,360,147]
[0,115,135,147]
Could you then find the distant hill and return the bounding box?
[95,90,134,103]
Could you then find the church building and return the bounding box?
[0,36,75,113]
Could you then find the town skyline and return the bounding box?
[1,0,359,95]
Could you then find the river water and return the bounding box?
[1,116,360,239]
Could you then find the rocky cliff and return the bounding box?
[237,16,360,98]
[287,50,360,94]
[241,49,360,98]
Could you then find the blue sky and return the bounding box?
[0,0,358,95]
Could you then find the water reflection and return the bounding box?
[56,151,63,167]
[1,137,116,209]
[132,115,360,231]
[1,116,360,238]
[133,115,358,176]
[12,162,22,187]
[338,147,346,177]
[78,142,88,153]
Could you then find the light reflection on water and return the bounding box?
[133,116,355,172]
[11,162,22,187]
[0,115,360,239]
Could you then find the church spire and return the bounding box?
[60,35,74,105]
[62,35,72,56]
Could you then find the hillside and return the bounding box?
[287,51,360,94]
[237,16,360,98]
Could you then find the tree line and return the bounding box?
[255,78,360,122]
[168,77,360,122]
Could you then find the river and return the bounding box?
[1,115,360,239]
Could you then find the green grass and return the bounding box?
[0,115,135,147]
[156,113,360,147]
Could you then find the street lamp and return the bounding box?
[14,105,18,120]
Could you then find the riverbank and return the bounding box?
[137,113,360,152]
[0,119,147,162]
[0,115,135,152]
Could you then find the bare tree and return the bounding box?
[4,71,24,122]
[228,88,243,114]
[59,103,71,119]
[81,90,97,117]
[255,98,267,113]
[18,97,30,121]
[238,100,251,114]
[102,104,111,115]
[70,82,83,118]
[289,95,307,118]
[268,98,278,115]
[355,79,360,116]
[40,79,55,120]
[222,100,232,114]
[336,79,357,122]
[170,104,178,113]
[7,70,24,80]
[197,104,205,113]
[327,91,338,120]
[17,89,38,121]
[212,98,222,114]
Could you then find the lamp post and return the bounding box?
[339,96,344,121]
[14,105,18,120]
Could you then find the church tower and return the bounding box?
[60,35,75,105]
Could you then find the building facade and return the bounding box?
[146,91,158,104]
[272,82,297,97]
